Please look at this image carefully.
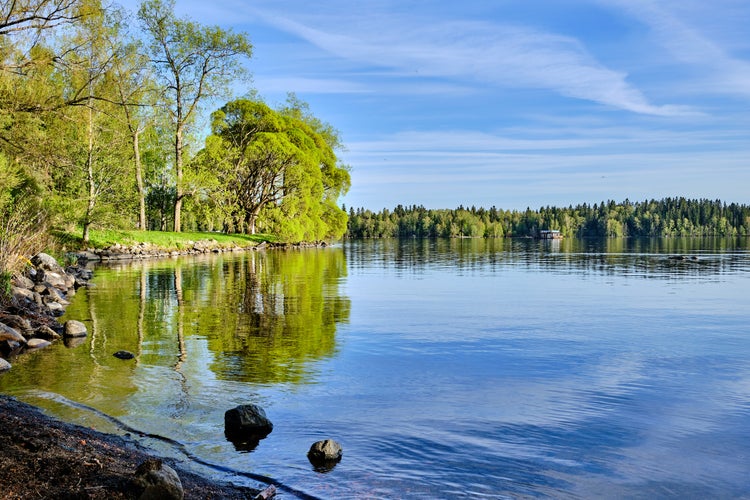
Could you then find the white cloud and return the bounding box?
[254,9,690,116]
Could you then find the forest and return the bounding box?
[0,0,351,255]
[345,198,750,239]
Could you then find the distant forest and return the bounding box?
[345,198,750,239]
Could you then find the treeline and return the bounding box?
[0,0,350,247]
[346,198,750,238]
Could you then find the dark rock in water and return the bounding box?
[34,326,61,341]
[134,458,184,500]
[224,404,273,450]
[113,350,135,360]
[307,439,343,471]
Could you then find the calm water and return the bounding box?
[2,238,750,498]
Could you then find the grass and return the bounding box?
[52,228,275,252]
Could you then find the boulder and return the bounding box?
[12,275,34,290]
[113,350,135,360]
[0,358,10,372]
[0,315,33,336]
[134,459,184,500]
[26,338,51,349]
[63,320,88,338]
[224,404,273,447]
[46,301,65,315]
[307,439,343,468]
[44,272,67,290]
[34,326,61,340]
[31,253,65,275]
[0,323,26,344]
[11,286,35,303]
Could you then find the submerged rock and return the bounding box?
[113,350,135,360]
[26,338,51,349]
[224,404,273,450]
[307,439,343,471]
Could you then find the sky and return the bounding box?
[120,0,750,211]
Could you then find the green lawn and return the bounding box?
[53,229,274,251]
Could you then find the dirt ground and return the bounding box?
[0,395,261,499]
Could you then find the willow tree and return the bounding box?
[137,0,252,232]
[204,98,350,241]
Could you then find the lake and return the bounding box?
[2,237,750,498]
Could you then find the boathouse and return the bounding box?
[539,229,562,239]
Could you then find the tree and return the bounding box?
[204,97,350,241]
[137,0,252,232]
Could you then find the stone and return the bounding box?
[11,286,35,302]
[44,272,67,290]
[0,323,26,344]
[34,326,61,340]
[0,315,32,336]
[0,358,10,372]
[307,439,343,465]
[26,338,51,349]
[134,459,184,500]
[63,320,88,338]
[12,275,34,290]
[31,253,65,274]
[113,350,135,360]
[46,301,64,315]
[224,404,273,446]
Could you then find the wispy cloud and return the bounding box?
[255,9,690,116]
[600,0,750,96]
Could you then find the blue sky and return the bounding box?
[121,0,750,210]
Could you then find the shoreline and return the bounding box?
[0,395,263,499]
[0,251,281,498]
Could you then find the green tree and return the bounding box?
[204,97,350,241]
[137,0,252,232]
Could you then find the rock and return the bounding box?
[12,275,34,290]
[45,301,65,315]
[63,320,88,338]
[0,315,33,336]
[0,358,10,372]
[11,286,35,302]
[0,323,26,344]
[224,404,273,447]
[44,272,67,290]
[31,253,65,274]
[34,326,61,340]
[26,338,51,349]
[113,350,135,360]
[134,459,184,500]
[307,439,343,468]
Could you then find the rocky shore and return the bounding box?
[0,252,271,498]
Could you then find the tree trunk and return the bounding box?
[173,123,183,232]
[83,89,95,244]
[133,129,146,230]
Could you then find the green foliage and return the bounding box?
[202,97,350,242]
[347,198,750,239]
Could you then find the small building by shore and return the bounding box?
[539,229,563,240]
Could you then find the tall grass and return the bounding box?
[0,200,48,301]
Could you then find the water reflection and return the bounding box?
[0,249,350,414]
[345,237,750,279]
